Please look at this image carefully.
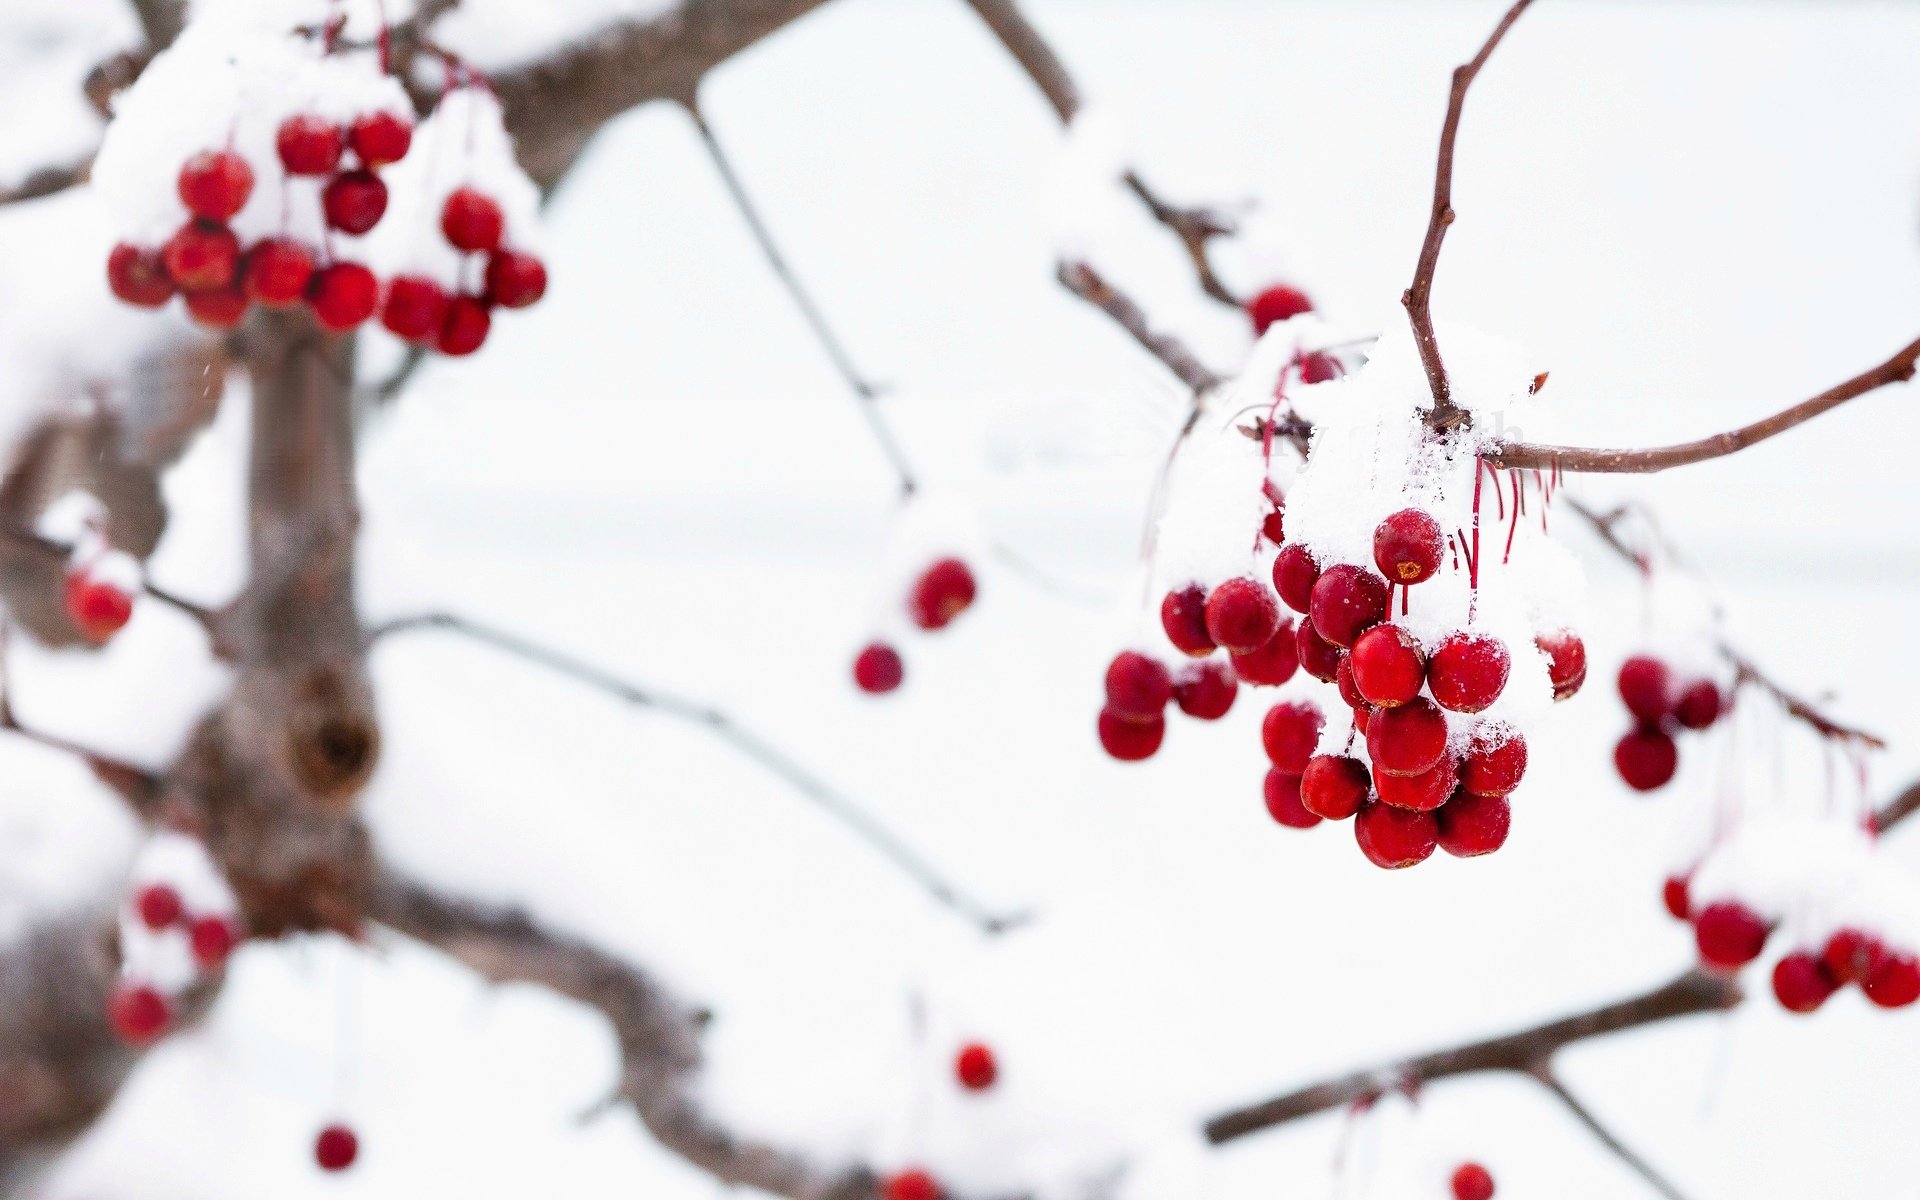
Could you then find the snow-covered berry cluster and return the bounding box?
[1244,282,1342,384]
[1612,654,1726,792]
[107,832,241,1046]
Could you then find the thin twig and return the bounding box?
[1403,0,1537,427]
[369,611,1026,936]
[1531,1068,1692,1200]
[0,157,94,208]
[0,526,220,637]
[0,623,162,813]
[1056,261,1223,393]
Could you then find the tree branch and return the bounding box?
[0,157,94,209]
[1403,0,1536,427]
[1056,261,1222,393]
[125,0,186,49]
[1530,1068,1692,1200]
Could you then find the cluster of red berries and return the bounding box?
[1664,880,1920,1012]
[875,1042,1001,1200]
[852,558,978,696]
[1611,656,1724,792]
[1451,1161,1496,1200]
[106,882,241,1046]
[1245,283,1341,383]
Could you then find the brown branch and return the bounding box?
[0,157,94,209]
[125,0,186,49]
[1531,1068,1692,1200]
[1872,778,1920,835]
[1486,333,1920,473]
[1403,0,1536,427]
[1057,261,1223,393]
[0,526,220,639]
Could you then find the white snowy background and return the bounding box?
[2,1,1920,1198]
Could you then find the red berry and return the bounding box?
[107,243,174,307]
[1535,628,1587,701]
[1617,656,1673,723]
[1160,585,1216,657]
[1261,700,1324,774]
[1308,564,1389,648]
[1271,544,1320,614]
[1098,708,1163,761]
[1437,790,1510,857]
[189,914,239,969]
[1694,901,1770,970]
[1661,875,1691,921]
[1334,655,1368,712]
[1674,680,1724,730]
[1105,651,1173,719]
[885,1170,940,1200]
[1365,697,1448,777]
[1354,800,1438,869]
[1373,754,1456,812]
[323,169,389,235]
[1822,928,1884,985]
[1299,351,1341,383]
[1428,632,1509,713]
[1247,283,1313,334]
[1372,509,1443,585]
[1205,578,1281,654]
[1771,952,1840,1014]
[437,294,492,356]
[350,111,413,166]
[1230,621,1299,687]
[954,1042,997,1090]
[134,884,183,930]
[442,186,505,252]
[308,262,378,331]
[243,238,314,307]
[1173,660,1237,720]
[485,249,548,309]
[108,982,170,1044]
[1349,624,1426,708]
[1261,508,1285,546]
[1865,951,1920,1008]
[1294,617,1344,682]
[1263,769,1321,828]
[1613,726,1678,792]
[1458,724,1526,796]
[1300,755,1368,821]
[183,285,248,329]
[1451,1162,1495,1200]
[852,642,903,694]
[314,1124,359,1172]
[276,115,345,175]
[380,275,450,343]
[908,558,977,630]
[64,571,134,643]
[177,150,253,221]
[163,220,240,291]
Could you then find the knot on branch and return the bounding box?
[288,668,380,802]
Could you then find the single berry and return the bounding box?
[1822,928,1884,985]
[134,884,183,930]
[1428,631,1510,713]
[1247,283,1313,334]
[1535,628,1588,701]
[350,111,413,166]
[1299,351,1341,383]
[1349,624,1426,708]
[485,249,548,308]
[852,643,903,694]
[1437,790,1510,857]
[1458,724,1526,796]
[954,1042,997,1090]
[108,982,170,1044]
[1865,951,1920,1008]
[1160,585,1216,657]
[314,1124,359,1172]
[1771,952,1839,1014]
[885,1169,940,1200]
[1230,621,1299,687]
[1271,544,1320,614]
[1261,700,1324,774]
[189,914,239,969]
[442,186,505,252]
[177,149,253,221]
[308,262,378,331]
[1205,578,1281,654]
[276,115,345,175]
[1334,655,1368,712]
[1613,726,1678,792]
[183,285,248,330]
[1105,651,1173,719]
[243,238,315,307]
[163,220,240,292]
[1098,708,1163,761]
[1674,680,1724,730]
[1261,508,1285,546]
[437,294,492,356]
[909,558,977,630]
[1294,617,1344,682]
[323,169,389,235]
[379,275,450,343]
[1617,656,1673,723]
[64,571,134,643]
[1661,875,1691,921]
[1354,800,1438,869]
[1451,1162,1496,1200]
[1694,901,1770,970]
[1365,697,1448,777]
[106,243,174,307]
[1373,754,1456,812]
[1308,564,1389,648]
[1173,660,1237,720]
[1372,509,1443,585]
[1300,755,1368,821]
[1263,769,1321,829]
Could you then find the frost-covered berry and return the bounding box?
[1174,660,1237,720]
[1105,652,1172,719]
[1693,901,1770,970]
[1674,680,1724,730]
[64,571,134,643]
[308,262,379,331]
[1098,709,1163,761]
[1230,622,1299,687]
[322,169,389,235]
[1247,284,1313,334]
[1617,656,1673,723]
[852,643,903,694]
[1300,755,1368,821]
[1372,509,1443,585]
[1349,624,1426,708]
[1299,351,1341,384]
[1613,726,1677,792]
[177,150,253,221]
[1354,800,1437,869]
[380,276,450,343]
[442,187,505,252]
[909,558,977,630]
[1822,928,1882,985]
[1308,564,1388,648]
[107,244,174,308]
[1205,578,1281,654]
[485,250,548,309]
[189,914,239,969]
[1865,951,1920,1008]
[276,115,345,176]
[314,1124,359,1172]
[134,884,183,930]
[1771,952,1839,1014]
[1535,628,1587,701]
[1160,585,1215,657]
[1271,543,1320,614]
[183,286,247,329]
[163,220,240,292]
[1451,1162,1495,1200]
[243,238,315,307]
[885,1169,941,1200]
[1459,724,1526,796]
[1428,632,1509,713]
[1662,875,1692,921]
[954,1042,998,1090]
[1263,769,1321,829]
[1261,700,1324,775]
[1437,790,1510,857]
[1372,755,1456,812]
[1365,697,1448,777]
[1294,618,1344,683]
[437,294,492,356]
[108,982,170,1045]
[349,111,413,166]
